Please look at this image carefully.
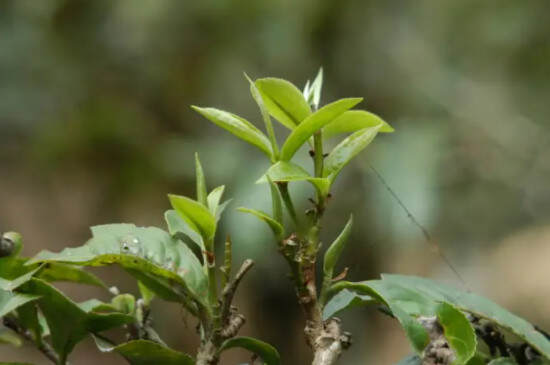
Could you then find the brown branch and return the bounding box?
[220,259,254,324]
[3,316,59,364]
[311,318,352,365]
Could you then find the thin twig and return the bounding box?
[220,259,254,323]
[369,164,469,289]
[3,316,59,364]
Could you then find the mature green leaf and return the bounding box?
[280,98,362,161]
[38,263,107,288]
[94,336,194,365]
[256,161,331,196]
[0,266,41,291]
[17,302,42,346]
[323,110,394,138]
[329,280,432,353]
[246,73,279,160]
[169,194,217,241]
[324,125,381,182]
[19,279,133,363]
[191,106,272,158]
[0,289,39,317]
[255,77,311,129]
[125,268,192,306]
[437,302,476,364]
[164,210,204,251]
[220,336,281,365]
[323,215,353,280]
[29,224,208,303]
[195,153,208,206]
[237,208,284,240]
[322,289,373,319]
[381,274,550,360]
[395,355,421,365]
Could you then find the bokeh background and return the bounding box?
[1,1,550,364]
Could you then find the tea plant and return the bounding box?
[1,70,549,365]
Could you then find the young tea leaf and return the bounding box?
[255,77,312,129]
[164,209,204,250]
[191,106,273,159]
[195,153,208,206]
[267,176,283,224]
[323,215,353,280]
[237,207,284,240]
[206,185,226,219]
[324,125,381,182]
[280,98,363,161]
[168,194,217,241]
[323,110,394,138]
[310,67,323,110]
[246,73,279,160]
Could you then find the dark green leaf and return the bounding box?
[237,207,284,240]
[94,336,194,365]
[322,289,373,319]
[437,302,476,364]
[0,289,40,317]
[220,336,280,365]
[324,125,381,183]
[323,110,394,138]
[280,98,363,161]
[17,302,42,346]
[19,279,134,363]
[381,274,550,360]
[0,266,41,291]
[29,224,207,304]
[191,106,273,158]
[169,194,217,241]
[38,263,107,288]
[255,77,312,129]
[332,280,431,353]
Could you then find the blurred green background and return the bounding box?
[1,1,550,364]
